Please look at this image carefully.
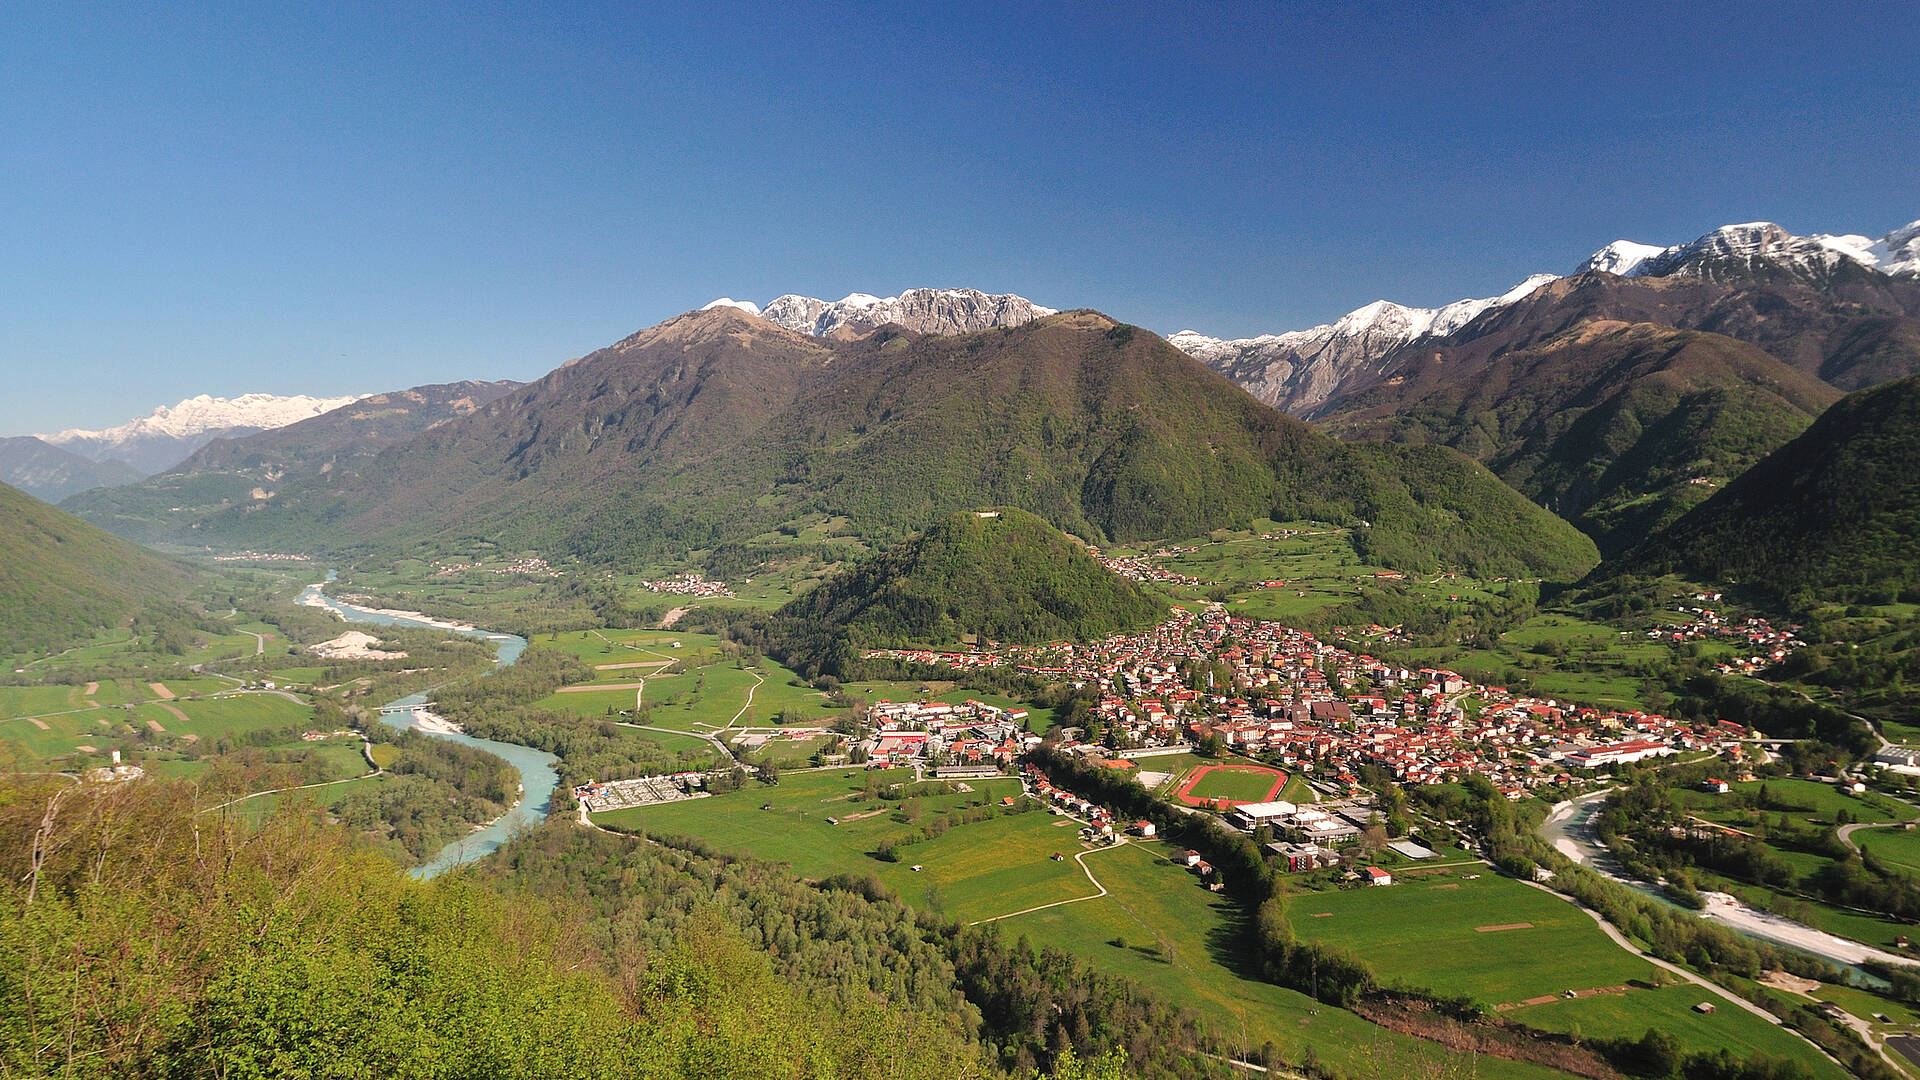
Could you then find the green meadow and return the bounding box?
[998,840,1572,1080]
[594,767,1025,882]
[1285,870,1654,1004]
[1281,868,1844,1076]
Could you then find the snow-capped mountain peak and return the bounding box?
[40,392,365,474]
[1168,274,1559,416]
[1577,240,1669,277]
[701,297,762,316]
[1869,219,1920,278]
[713,288,1057,337]
[1577,218,1919,283]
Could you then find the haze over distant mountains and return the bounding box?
[82,303,1596,582]
[0,437,145,503]
[64,380,524,543]
[39,392,366,474]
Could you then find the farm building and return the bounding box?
[1364,866,1393,886]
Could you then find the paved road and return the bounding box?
[1839,819,1903,853]
[1542,791,1920,970]
[614,721,733,760]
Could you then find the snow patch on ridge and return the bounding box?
[748,288,1057,337]
[1577,218,1920,281]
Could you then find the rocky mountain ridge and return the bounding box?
[704,288,1056,337]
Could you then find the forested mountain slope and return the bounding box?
[1318,321,1840,552]
[123,308,1598,581]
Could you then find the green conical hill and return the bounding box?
[780,507,1166,649]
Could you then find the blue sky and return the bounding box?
[3,2,1916,434]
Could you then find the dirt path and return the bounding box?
[613,721,732,759]
[970,835,1130,925]
[198,768,381,814]
[725,669,765,728]
[594,660,675,671]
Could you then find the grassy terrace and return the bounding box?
[533,627,847,732]
[0,689,316,766]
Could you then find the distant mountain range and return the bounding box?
[703,288,1056,337]
[40,392,365,474]
[0,437,144,503]
[64,381,523,544]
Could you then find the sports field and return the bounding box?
[1174,762,1286,807]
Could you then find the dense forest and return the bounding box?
[775,507,1167,660]
[0,775,1144,1080]
[1613,372,1920,609]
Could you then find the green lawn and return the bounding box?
[539,660,840,732]
[1515,984,1846,1072]
[1676,777,1919,828]
[0,685,90,719]
[1282,870,1845,1077]
[154,693,313,741]
[1277,774,1319,804]
[1857,825,1920,875]
[876,811,1102,922]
